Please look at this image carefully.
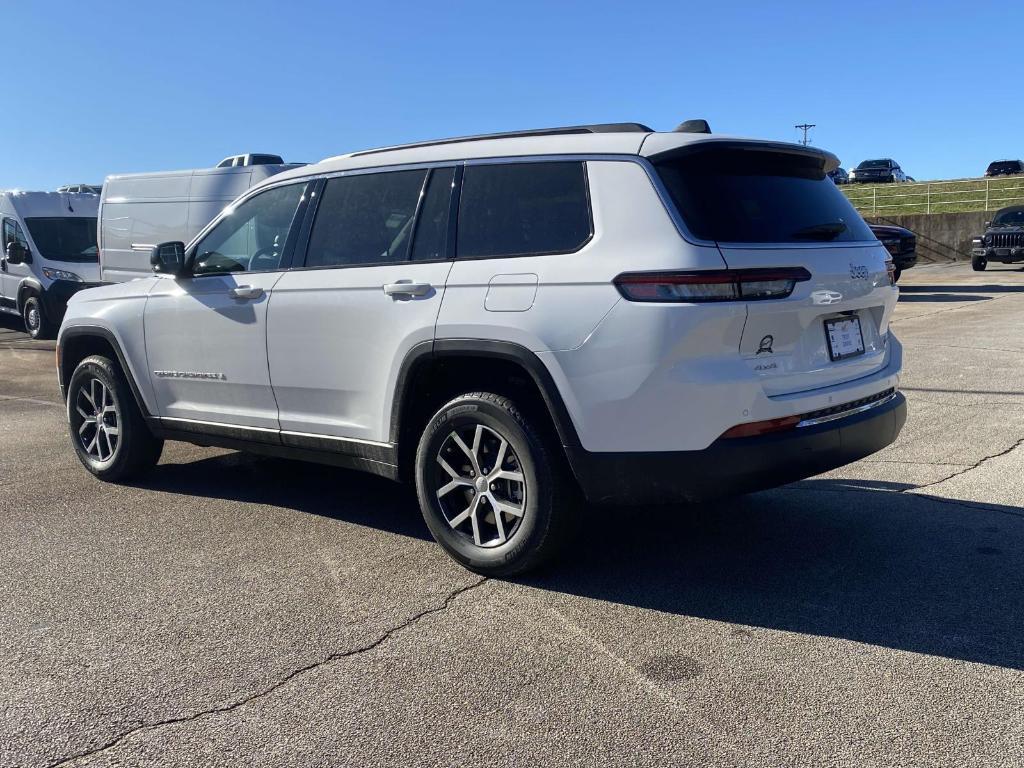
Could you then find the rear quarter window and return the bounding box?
[457,162,592,258]
[655,147,875,244]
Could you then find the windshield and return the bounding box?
[857,159,891,169]
[24,217,98,262]
[992,208,1024,227]
[655,147,874,243]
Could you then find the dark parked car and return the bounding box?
[828,167,849,184]
[850,159,908,184]
[985,160,1024,177]
[971,205,1024,270]
[869,223,916,281]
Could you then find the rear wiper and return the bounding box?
[792,222,848,240]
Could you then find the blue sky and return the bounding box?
[2,0,1019,189]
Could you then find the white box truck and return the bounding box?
[98,154,302,283]
[1,190,100,338]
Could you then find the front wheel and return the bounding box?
[972,254,988,271]
[67,355,163,481]
[22,295,54,340]
[414,392,576,576]
[892,267,902,283]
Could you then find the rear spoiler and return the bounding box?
[647,139,840,174]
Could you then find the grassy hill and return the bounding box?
[842,176,1024,215]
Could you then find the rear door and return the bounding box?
[267,166,456,443]
[654,144,896,397]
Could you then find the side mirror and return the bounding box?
[5,241,30,265]
[985,221,991,228]
[151,241,186,275]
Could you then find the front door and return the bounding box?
[268,166,456,443]
[1,217,31,310]
[144,181,311,430]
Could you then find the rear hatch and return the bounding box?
[653,141,895,397]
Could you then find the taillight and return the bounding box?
[614,267,811,303]
[885,259,896,285]
[720,414,801,438]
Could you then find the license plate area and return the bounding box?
[825,315,865,361]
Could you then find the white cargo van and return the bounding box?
[0,191,100,338]
[98,155,302,283]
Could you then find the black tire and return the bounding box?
[972,254,988,271]
[67,355,163,481]
[892,267,902,283]
[414,392,576,576]
[22,295,54,340]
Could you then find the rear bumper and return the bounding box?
[568,391,907,505]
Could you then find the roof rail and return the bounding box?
[349,122,655,158]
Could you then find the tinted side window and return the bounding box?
[192,182,308,276]
[306,170,427,268]
[457,162,591,259]
[410,167,455,262]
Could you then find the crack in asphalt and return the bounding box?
[45,577,488,768]
[0,394,62,408]
[906,436,1024,494]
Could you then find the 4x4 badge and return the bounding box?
[756,335,774,355]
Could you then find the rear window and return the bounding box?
[457,162,591,258]
[306,170,427,268]
[655,148,874,244]
[857,159,891,169]
[24,217,98,262]
[989,161,1022,172]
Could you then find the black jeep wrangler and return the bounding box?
[971,206,1024,271]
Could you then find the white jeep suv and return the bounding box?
[57,122,906,575]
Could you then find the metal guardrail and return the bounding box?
[843,178,1024,214]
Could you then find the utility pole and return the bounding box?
[795,123,816,146]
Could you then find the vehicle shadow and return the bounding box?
[522,479,1024,671]
[900,283,1024,294]
[133,451,433,542]
[134,451,1024,670]
[898,293,990,303]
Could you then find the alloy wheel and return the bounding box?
[434,423,527,547]
[74,377,120,462]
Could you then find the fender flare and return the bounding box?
[389,338,583,452]
[58,324,153,418]
[16,277,44,311]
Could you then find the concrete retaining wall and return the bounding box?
[865,211,988,262]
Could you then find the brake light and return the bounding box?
[614,268,811,303]
[885,259,896,285]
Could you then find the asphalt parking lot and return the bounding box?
[1,262,1023,767]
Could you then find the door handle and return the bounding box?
[229,285,264,300]
[383,281,432,297]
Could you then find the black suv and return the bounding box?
[869,223,916,281]
[985,160,1024,177]
[851,159,908,184]
[971,206,1024,270]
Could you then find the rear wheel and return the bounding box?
[67,355,163,481]
[972,254,988,271]
[22,295,54,340]
[414,392,576,576]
